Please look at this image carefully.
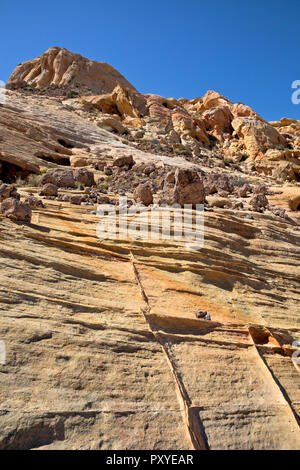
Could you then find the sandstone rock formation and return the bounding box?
[0,48,299,450]
[6,47,136,95]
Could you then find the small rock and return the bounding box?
[195,310,208,319]
[113,155,134,169]
[40,183,58,197]
[104,166,113,176]
[24,195,45,209]
[69,195,82,205]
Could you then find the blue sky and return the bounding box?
[1,0,299,121]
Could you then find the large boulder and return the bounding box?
[133,183,153,206]
[161,169,205,208]
[113,155,135,169]
[82,85,147,126]
[202,106,233,135]
[1,198,32,222]
[40,183,58,197]
[96,115,127,134]
[232,117,287,158]
[249,194,269,212]
[72,168,95,187]
[41,168,94,188]
[204,173,233,196]
[42,169,75,188]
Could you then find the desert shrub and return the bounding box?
[98,183,109,191]
[223,157,234,166]
[26,173,43,187]
[66,90,79,99]
[231,176,251,187]
[15,177,25,187]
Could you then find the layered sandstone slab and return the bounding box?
[0,193,299,449]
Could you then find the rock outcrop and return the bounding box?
[6,47,136,95]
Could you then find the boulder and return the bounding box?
[42,169,75,188]
[40,183,58,197]
[206,196,232,208]
[249,194,269,212]
[235,184,252,198]
[232,117,287,158]
[24,195,45,208]
[253,184,267,195]
[96,116,127,134]
[113,155,135,169]
[69,195,82,205]
[161,168,205,208]
[73,168,95,187]
[1,198,32,222]
[133,183,153,206]
[42,168,94,188]
[0,183,19,201]
[202,106,233,134]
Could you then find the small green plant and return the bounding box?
[106,176,112,182]
[223,157,233,166]
[98,183,109,191]
[74,181,83,190]
[66,90,79,99]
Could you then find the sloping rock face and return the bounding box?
[0,49,300,450]
[0,191,299,449]
[6,47,136,95]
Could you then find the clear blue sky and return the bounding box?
[1,0,299,121]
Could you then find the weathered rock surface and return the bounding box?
[0,192,299,449]
[0,49,300,450]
